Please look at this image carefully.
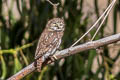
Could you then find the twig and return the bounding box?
[46,0,59,17]
[46,0,59,7]
[70,0,116,47]
[7,33,120,80]
[91,0,116,41]
[0,43,33,55]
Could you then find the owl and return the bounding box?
[35,18,65,72]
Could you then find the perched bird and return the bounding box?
[35,18,65,72]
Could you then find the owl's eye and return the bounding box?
[49,22,64,31]
[50,23,58,30]
[52,23,56,27]
[59,23,63,28]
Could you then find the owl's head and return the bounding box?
[47,18,65,32]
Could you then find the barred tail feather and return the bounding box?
[36,58,43,72]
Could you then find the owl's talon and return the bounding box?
[49,55,57,62]
[53,55,57,60]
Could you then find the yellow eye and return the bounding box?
[53,23,59,28]
[52,23,56,27]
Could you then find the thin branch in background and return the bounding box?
[0,26,1,50]
[19,49,29,65]
[0,55,7,80]
[91,0,116,41]
[38,66,48,80]
[46,0,59,7]
[70,0,116,47]
[0,42,34,55]
[46,0,59,17]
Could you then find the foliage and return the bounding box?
[0,0,120,80]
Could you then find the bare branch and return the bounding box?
[46,0,59,7]
[7,33,120,80]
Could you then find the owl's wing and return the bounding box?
[35,30,61,60]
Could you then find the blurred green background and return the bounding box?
[0,0,120,80]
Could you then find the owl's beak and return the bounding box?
[57,27,64,31]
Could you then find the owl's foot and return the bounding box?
[53,55,57,60]
[47,55,57,63]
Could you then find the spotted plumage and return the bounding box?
[35,18,65,72]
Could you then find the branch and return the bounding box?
[0,43,33,55]
[7,33,120,80]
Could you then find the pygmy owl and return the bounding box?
[35,18,65,72]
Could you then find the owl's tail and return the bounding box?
[35,58,43,72]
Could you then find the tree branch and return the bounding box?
[7,33,120,80]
